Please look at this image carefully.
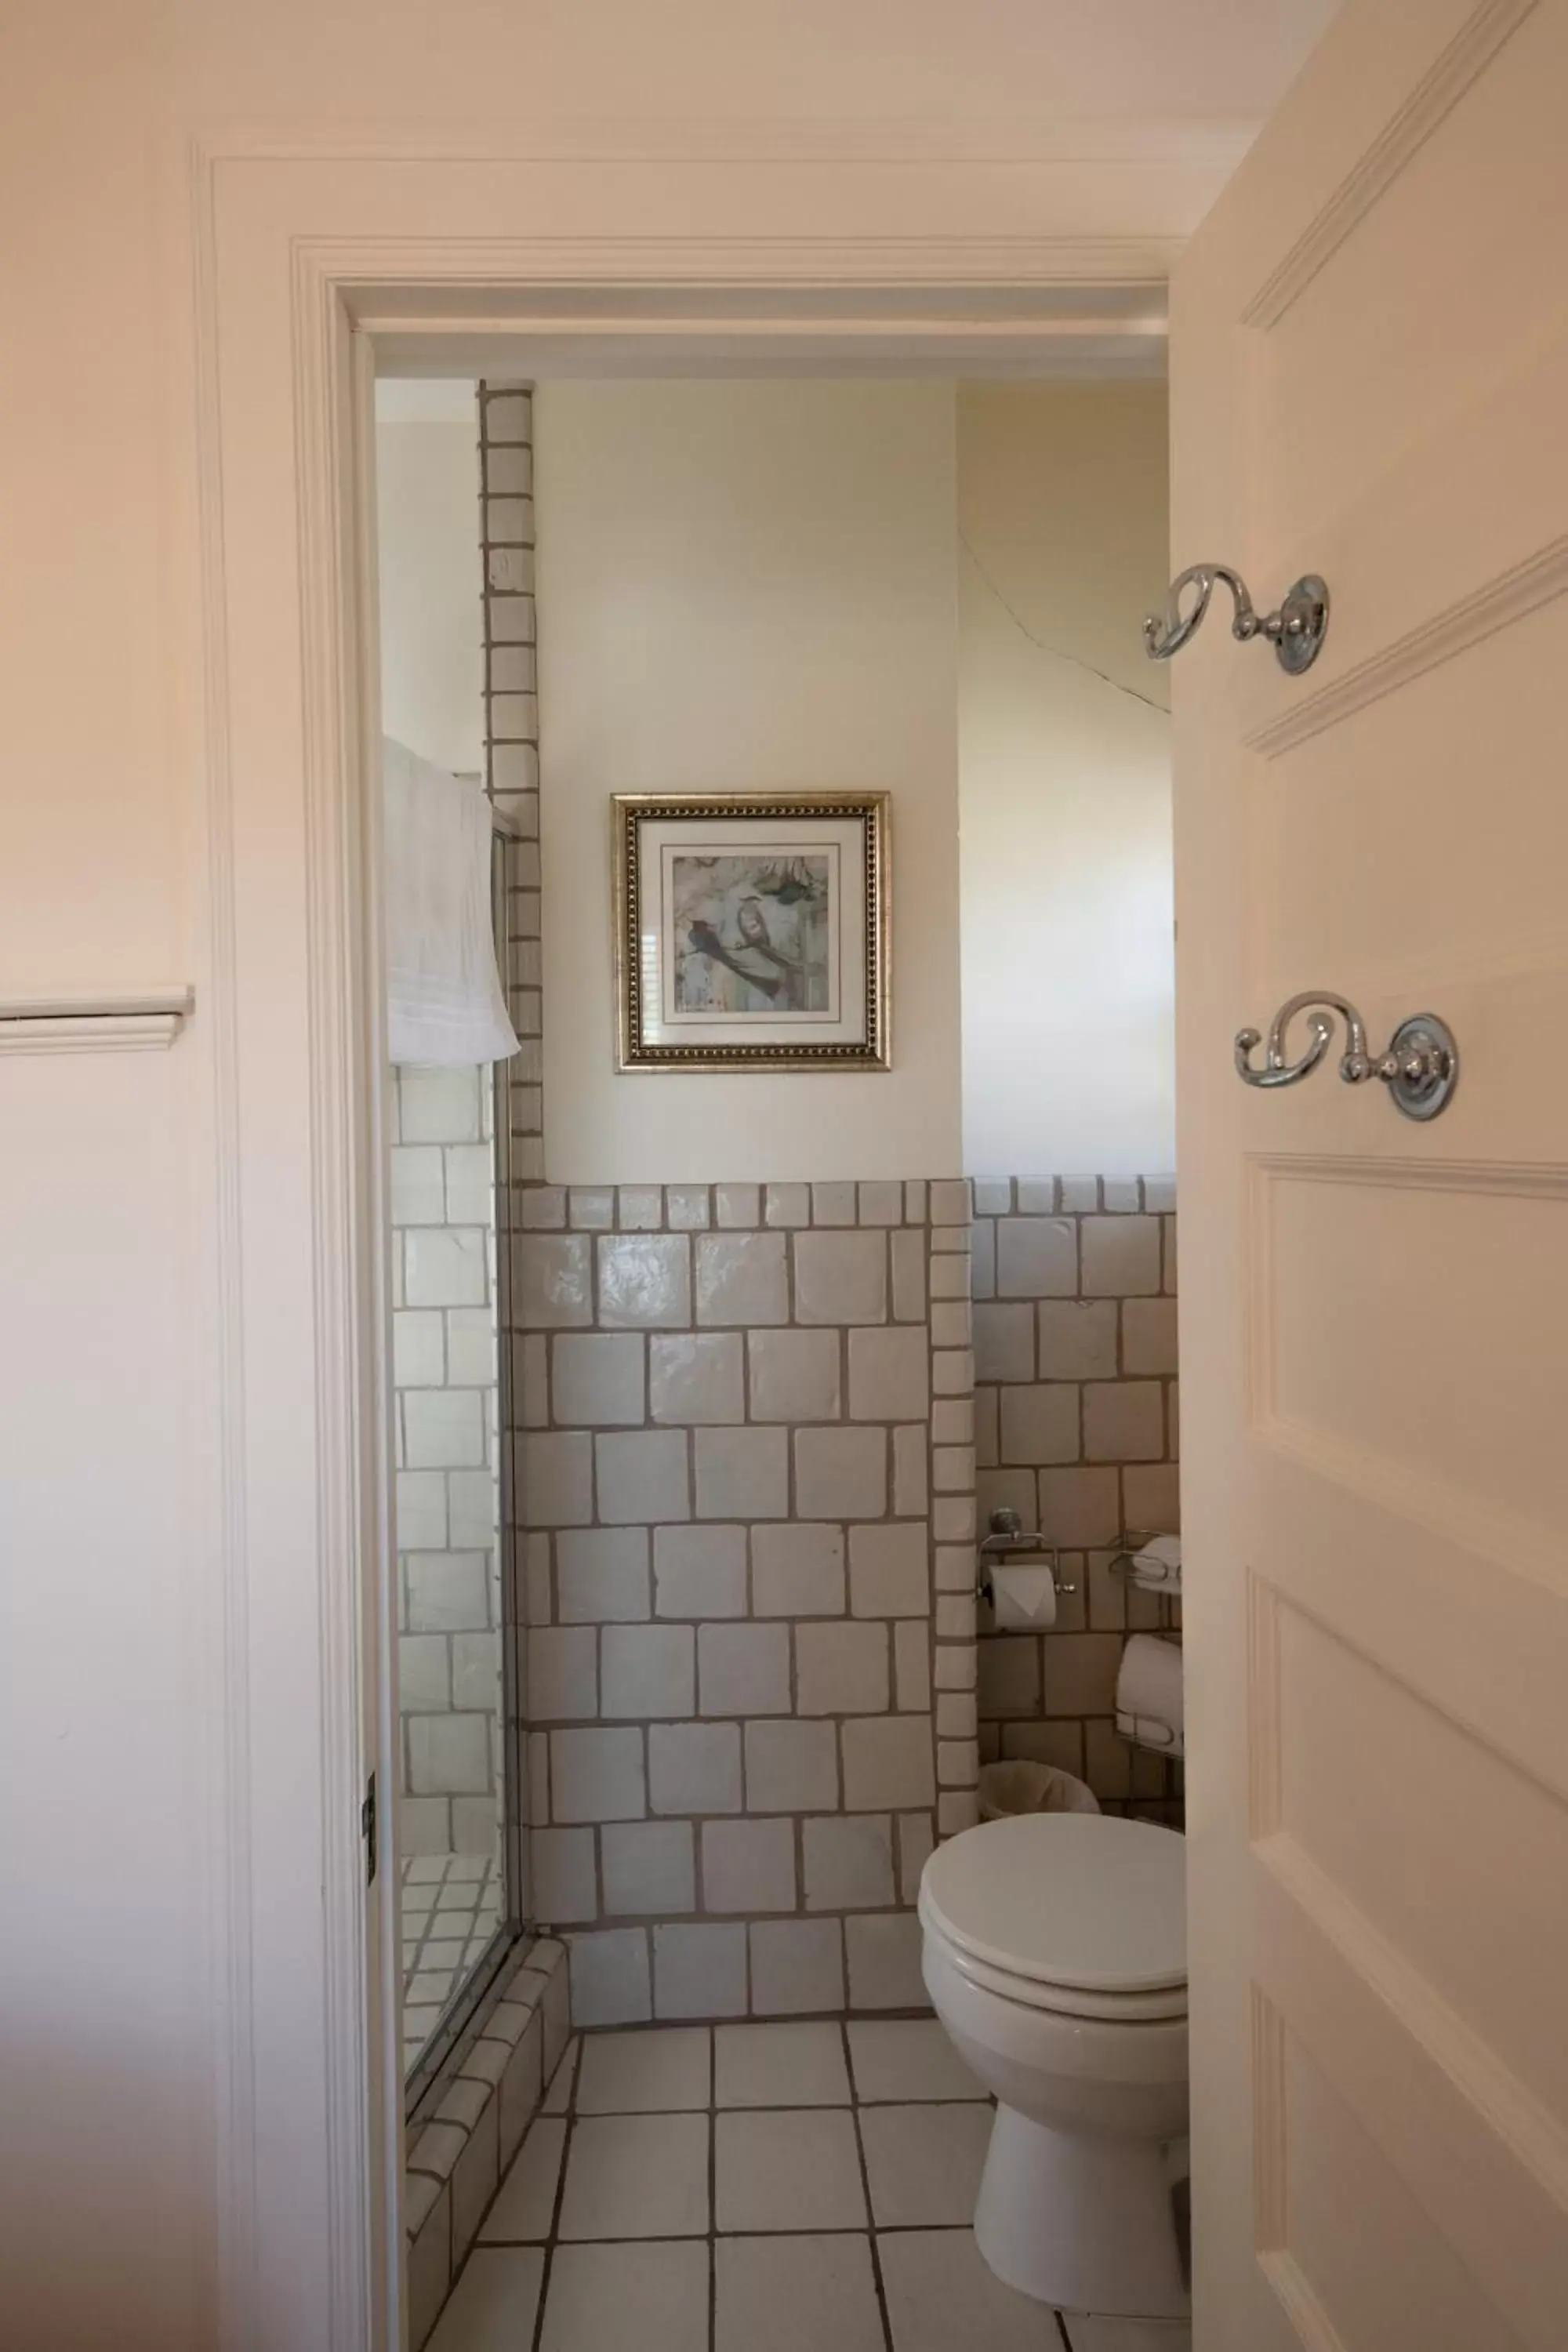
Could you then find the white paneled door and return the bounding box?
[1172,1,1568,2345]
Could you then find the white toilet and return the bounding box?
[919,1810,1189,2321]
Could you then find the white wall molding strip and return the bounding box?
[0,985,194,1053]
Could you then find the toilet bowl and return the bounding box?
[919,1811,1189,2321]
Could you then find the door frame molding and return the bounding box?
[188,128,1196,2348]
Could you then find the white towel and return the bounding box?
[383,739,519,1067]
[1131,1531,1182,1597]
[1116,1633,1185,1759]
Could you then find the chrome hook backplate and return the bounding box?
[1236,993,1458,1121]
[1144,564,1330,675]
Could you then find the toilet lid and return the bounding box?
[920,1813,1186,1994]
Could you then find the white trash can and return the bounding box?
[978,1759,1101,1823]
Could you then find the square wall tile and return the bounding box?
[994,1218,1077,1301]
[972,1303,1035,1384]
[890,1229,927,1322]
[848,1522,929,1617]
[841,1714,935,1811]
[654,1524,748,1618]
[699,1622,790,1717]
[1037,1298,1119,1381]
[649,1722,743,1816]
[695,1232,789,1326]
[998,1383,1080,1467]
[597,1233,691,1328]
[531,1826,597,1924]
[549,1726,645,1822]
[1080,1216,1162,1296]
[596,1429,690,1525]
[514,1233,592,1327]
[649,1332,745,1425]
[1083,1380,1165,1462]
[846,1911,930,2011]
[601,1820,695,1916]
[702,1817,797,1912]
[695,1426,789,1520]
[749,1918,844,2014]
[794,1426,887,1518]
[520,1432,594,1526]
[796,1621,889,1715]
[802,1813,895,1911]
[745,1720,839,1813]
[655,1922,748,2018]
[601,1624,695,1719]
[556,1527,650,1622]
[746,1328,842,1423]
[552,1333,645,1426]
[793,1231,887,1325]
[752,1522,845,1617]
[565,1928,652,2027]
[847,1326,930,1420]
[529,1625,597,1720]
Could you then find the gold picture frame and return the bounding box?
[612,792,891,1073]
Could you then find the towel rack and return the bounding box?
[0,986,194,1054]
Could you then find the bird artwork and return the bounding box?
[673,854,832,1015]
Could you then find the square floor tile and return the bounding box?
[1062,2318,1191,2351]
[878,2229,1054,2351]
[714,2021,851,2109]
[557,2112,710,2240]
[848,2018,987,2104]
[542,2038,579,2114]
[426,2245,545,2350]
[714,2107,867,2234]
[577,2026,711,2114]
[858,2103,993,2226]
[716,2234,885,2352]
[478,2116,565,2244]
[539,2239,710,2352]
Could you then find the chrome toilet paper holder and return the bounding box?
[978,1506,1077,1608]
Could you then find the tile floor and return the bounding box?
[401,1852,503,2067]
[426,2019,1191,2352]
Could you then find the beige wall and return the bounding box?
[958,382,1174,1177]
[534,379,961,1183]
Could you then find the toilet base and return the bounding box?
[974,2102,1191,2321]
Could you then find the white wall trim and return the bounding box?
[0,985,194,1052]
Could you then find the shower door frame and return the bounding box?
[191,130,1171,2350]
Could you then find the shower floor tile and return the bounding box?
[431,2019,1194,2350]
[400,1849,502,2071]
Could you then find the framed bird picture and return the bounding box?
[612,793,890,1072]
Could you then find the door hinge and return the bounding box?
[361,1771,378,1887]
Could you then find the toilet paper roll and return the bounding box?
[1116,1633,1184,1753]
[989,1563,1058,1631]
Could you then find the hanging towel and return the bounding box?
[1131,1532,1183,1598]
[1116,1633,1185,1759]
[383,739,519,1066]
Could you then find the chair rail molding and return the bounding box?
[0,985,194,1053]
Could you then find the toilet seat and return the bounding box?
[920,1813,1187,2021]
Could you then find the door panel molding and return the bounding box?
[1241,0,1541,328]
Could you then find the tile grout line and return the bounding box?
[842,2019,898,2352]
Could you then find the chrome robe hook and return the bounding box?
[1235,992,1459,1120]
[1144,564,1330,675]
